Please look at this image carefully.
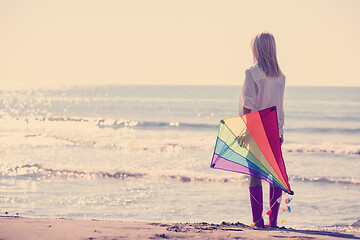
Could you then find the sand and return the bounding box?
[0,217,359,240]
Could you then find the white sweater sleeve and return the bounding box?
[278,80,285,136]
[239,69,257,115]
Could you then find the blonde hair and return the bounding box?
[251,32,281,77]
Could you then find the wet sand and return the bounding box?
[0,217,359,240]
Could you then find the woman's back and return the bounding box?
[241,64,285,135]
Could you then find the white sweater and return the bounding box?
[239,65,286,136]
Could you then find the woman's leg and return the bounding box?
[249,176,261,187]
[249,176,264,227]
[268,184,282,227]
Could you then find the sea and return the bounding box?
[0,85,359,231]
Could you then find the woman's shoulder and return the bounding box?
[246,65,266,80]
[246,64,262,73]
[247,65,285,82]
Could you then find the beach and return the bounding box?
[2,0,360,238]
[1,217,360,240]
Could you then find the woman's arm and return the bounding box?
[239,70,257,115]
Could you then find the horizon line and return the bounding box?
[1,83,359,91]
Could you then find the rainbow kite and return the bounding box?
[211,106,293,195]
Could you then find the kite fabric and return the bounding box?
[210,106,294,195]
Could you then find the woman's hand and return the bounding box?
[243,107,252,115]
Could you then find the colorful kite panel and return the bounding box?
[211,106,293,195]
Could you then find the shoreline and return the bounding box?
[0,217,359,240]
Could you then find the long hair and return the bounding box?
[251,32,281,77]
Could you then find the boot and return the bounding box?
[267,185,283,227]
[249,185,264,227]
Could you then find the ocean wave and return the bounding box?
[3,164,147,180]
[2,164,246,184]
[3,164,360,187]
[286,127,360,134]
[283,143,360,155]
[2,116,360,156]
[97,119,218,131]
[3,115,360,136]
[0,115,218,131]
[291,176,360,186]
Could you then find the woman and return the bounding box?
[240,32,285,227]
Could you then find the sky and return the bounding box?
[1,0,360,88]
